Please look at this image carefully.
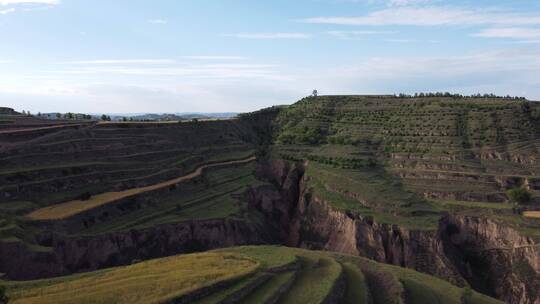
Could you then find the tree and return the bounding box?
[101,114,111,121]
[79,192,92,201]
[508,188,531,204]
[56,113,62,119]
[312,89,318,97]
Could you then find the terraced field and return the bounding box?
[0,111,268,265]
[1,98,540,303]
[26,156,256,221]
[3,246,502,304]
[273,96,540,234]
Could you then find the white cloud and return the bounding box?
[303,48,540,98]
[301,7,540,27]
[181,56,248,60]
[3,48,540,113]
[46,63,289,81]
[148,19,167,24]
[384,38,416,43]
[224,32,312,39]
[326,30,396,39]
[62,59,177,65]
[387,0,432,6]
[0,7,13,13]
[0,0,59,5]
[472,27,540,42]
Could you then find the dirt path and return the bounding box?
[0,123,90,134]
[26,156,256,221]
[523,211,540,219]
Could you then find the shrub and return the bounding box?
[508,188,531,204]
[0,285,8,304]
[79,192,92,201]
[462,286,473,302]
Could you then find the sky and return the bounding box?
[2,0,540,113]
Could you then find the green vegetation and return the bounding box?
[272,95,540,234]
[342,262,370,304]
[5,252,259,304]
[3,246,503,304]
[26,156,255,221]
[508,188,532,204]
[279,255,342,304]
[1,96,539,303]
[0,285,8,304]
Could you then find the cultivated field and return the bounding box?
[26,156,256,220]
[4,246,503,304]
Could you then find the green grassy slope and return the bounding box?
[273,95,540,234]
[3,245,503,304]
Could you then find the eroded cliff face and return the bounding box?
[2,158,539,303]
[254,159,540,304]
[440,215,540,304]
[284,173,464,287]
[0,219,270,280]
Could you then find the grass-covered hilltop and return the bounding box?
[0,95,539,303]
[273,95,540,230]
[5,246,502,304]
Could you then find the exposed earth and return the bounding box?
[0,95,539,303]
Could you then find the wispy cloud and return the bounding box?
[47,62,289,81]
[0,0,59,5]
[326,30,396,39]
[472,27,540,42]
[301,7,540,27]
[384,38,416,43]
[180,56,248,60]
[386,0,432,6]
[224,32,312,39]
[62,59,177,65]
[0,7,14,13]
[148,19,167,24]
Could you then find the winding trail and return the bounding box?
[0,123,90,134]
[26,156,256,221]
[523,211,540,219]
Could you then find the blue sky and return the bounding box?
[2,0,540,113]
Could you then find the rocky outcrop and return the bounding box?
[278,160,539,303]
[0,218,270,280]
[440,215,540,304]
[2,158,539,303]
[476,150,538,166]
[286,175,464,286]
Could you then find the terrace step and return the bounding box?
[238,270,297,304]
[278,256,344,304]
[360,264,405,304]
[192,272,272,304]
[341,262,371,304]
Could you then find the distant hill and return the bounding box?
[109,112,239,121]
[0,107,19,115]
